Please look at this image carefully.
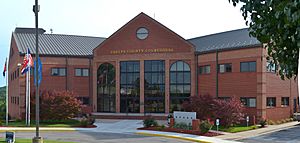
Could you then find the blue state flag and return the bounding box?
[34,57,42,86]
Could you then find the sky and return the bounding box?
[0,0,246,87]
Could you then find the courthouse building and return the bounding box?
[8,13,299,121]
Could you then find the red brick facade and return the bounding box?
[8,13,299,122]
[8,36,92,119]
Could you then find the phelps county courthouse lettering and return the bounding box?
[8,13,299,122]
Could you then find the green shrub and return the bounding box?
[80,119,88,127]
[157,125,165,131]
[79,116,95,127]
[143,117,158,128]
[251,126,258,129]
[173,122,192,130]
[290,118,294,121]
[199,120,212,134]
[259,119,267,127]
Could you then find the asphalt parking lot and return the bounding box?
[241,124,300,143]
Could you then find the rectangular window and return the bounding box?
[199,65,210,74]
[266,61,277,73]
[77,97,89,105]
[219,63,232,73]
[75,68,89,77]
[51,68,66,76]
[82,69,89,76]
[267,97,276,107]
[144,60,165,113]
[240,97,256,107]
[240,61,256,72]
[120,61,140,113]
[281,97,289,106]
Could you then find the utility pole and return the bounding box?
[32,0,43,142]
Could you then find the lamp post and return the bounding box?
[32,0,42,142]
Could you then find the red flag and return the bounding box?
[2,58,7,77]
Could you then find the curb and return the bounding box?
[217,122,299,141]
[136,132,211,143]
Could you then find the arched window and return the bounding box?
[169,61,191,112]
[97,63,116,112]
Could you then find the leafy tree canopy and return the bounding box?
[229,0,300,79]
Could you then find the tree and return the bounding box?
[213,97,245,127]
[229,0,300,79]
[182,95,245,127]
[31,90,82,120]
[182,94,216,120]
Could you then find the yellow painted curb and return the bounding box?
[136,132,211,143]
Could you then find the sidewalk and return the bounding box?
[0,127,77,132]
[216,121,299,140]
[136,130,241,143]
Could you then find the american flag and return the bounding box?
[21,48,33,75]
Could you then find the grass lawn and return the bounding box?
[211,125,258,133]
[3,119,81,127]
[0,138,75,143]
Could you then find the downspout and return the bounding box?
[216,50,219,98]
[65,56,68,91]
[89,56,92,106]
[196,53,198,96]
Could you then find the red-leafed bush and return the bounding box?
[214,97,244,127]
[182,94,216,120]
[31,90,82,120]
[182,95,244,127]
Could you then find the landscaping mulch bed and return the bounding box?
[138,127,222,137]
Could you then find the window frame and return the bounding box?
[199,65,211,75]
[266,97,276,108]
[144,60,165,113]
[75,68,89,77]
[51,67,66,76]
[240,97,256,107]
[218,63,232,73]
[240,61,256,72]
[169,61,191,112]
[281,97,289,107]
[266,61,277,73]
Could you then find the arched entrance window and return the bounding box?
[169,61,191,113]
[97,63,116,112]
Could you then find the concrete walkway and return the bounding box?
[216,121,299,140]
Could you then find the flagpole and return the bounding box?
[25,49,28,126]
[28,60,31,126]
[5,59,8,126]
[26,66,28,126]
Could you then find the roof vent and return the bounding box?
[14,27,46,34]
